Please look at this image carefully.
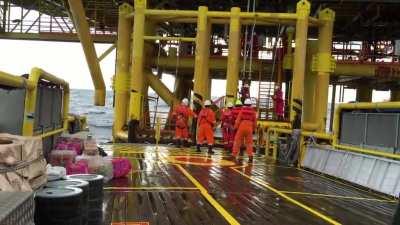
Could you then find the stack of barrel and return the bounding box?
[34,174,104,225]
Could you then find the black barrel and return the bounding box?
[46,179,90,225]
[34,187,83,225]
[67,174,104,225]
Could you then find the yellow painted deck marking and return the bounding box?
[104,186,198,191]
[231,168,342,225]
[166,155,235,166]
[281,191,397,203]
[175,164,241,225]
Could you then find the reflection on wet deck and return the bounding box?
[102,144,397,225]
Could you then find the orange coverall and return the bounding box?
[233,106,257,157]
[221,108,235,149]
[197,108,216,145]
[173,104,195,140]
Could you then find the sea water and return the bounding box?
[69,89,170,143]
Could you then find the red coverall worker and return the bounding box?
[221,102,235,150]
[231,100,243,148]
[233,99,257,163]
[196,100,216,154]
[272,87,284,120]
[173,98,195,147]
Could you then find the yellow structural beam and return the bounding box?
[152,56,388,78]
[113,3,133,140]
[22,68,69,136]
[290,0,310,122]
[225,7,241,104]
[143,36,196,42]
[67,0,106,106]
[129,0,147,121]
[302,41,318,131]
[193,6,211,105]
[98,43,116,62]
[283,27,294,70]
[146,71,180,106]
[312,9,335,132]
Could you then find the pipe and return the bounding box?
[144,36,196,42]
[258,121,291,129]
[290,0,310,122]
[302,41,318,131]
[68,0,106,106]
[22,67,70,136]
[129,0,146,121]
[152,56,388,77]
[113,3,133,141]
[0,71,28,88]
[313,9,335,132]
[193,6,210,106]
[225,7,241,104]
[146,71,179,106]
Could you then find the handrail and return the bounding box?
[0,71,28,88]
[332,101,400,160]
[0,68,69,138]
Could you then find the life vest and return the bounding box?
[198,108,215,126]
[239,106,256,122]
[232,107,242,121]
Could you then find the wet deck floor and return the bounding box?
[101,144,397,225]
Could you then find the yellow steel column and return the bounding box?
[313,9,335,132]
[129,0,146,121]
[193,6,210,106]
[290,0,310,122]
[391,89,400,101]
[302,41,318,130]
[67,0,106,106]
[356,86,372,102]
[113,3,133,140]
[225,7,241,104]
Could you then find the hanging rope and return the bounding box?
[270,25,282,83]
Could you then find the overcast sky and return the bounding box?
[0,39,390,102]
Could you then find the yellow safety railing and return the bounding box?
[332,102,400,160]
[0,68,69,138]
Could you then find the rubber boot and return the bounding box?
[208,145,214,155]
[196,144,201,153]
[239,146,245,157]
[182,139,188,148]
[176,139,182,148]
[248,156,253,164]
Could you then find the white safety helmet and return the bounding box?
[204,100,212,106]
[226,102,234,108]
[244,98,252,105]
[182,98,189,106]
[244,83,250,88]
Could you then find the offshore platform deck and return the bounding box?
[102,144,396,225]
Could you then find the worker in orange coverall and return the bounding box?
[221,102,235,151]
[172,98,196,147]
[196,100,216,154]
[232,98,257,163]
